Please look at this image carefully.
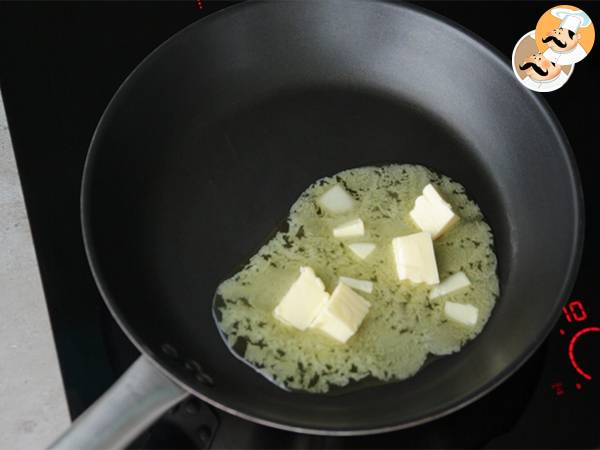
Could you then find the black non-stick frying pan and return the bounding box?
[50,1,583,448]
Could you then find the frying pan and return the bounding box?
[50,0,583,448]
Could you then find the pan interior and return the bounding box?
[86,87,508,427]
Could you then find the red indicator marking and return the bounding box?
[551,382,565,396]
[196,0,204,9]
[568,327,600,380]
[559,328,565,335]
[569,300,587,322]
[576,383,582,390]
[563,306,572,322]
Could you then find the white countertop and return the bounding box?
[0,93,70,449]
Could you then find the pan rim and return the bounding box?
[80,0,585,435]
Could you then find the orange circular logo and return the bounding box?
[535,5,595,65]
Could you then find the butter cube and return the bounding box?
[429,272,471,299]
[444,301,478,326]
[318,184,354,214]
[409,184,459,239]
[339,276,373,294]
[311,282,371,343]
[273,267,329,330]
[347,242,376,260]
[333,218,364,238]
[392,232,439,285]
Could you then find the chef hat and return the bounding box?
[551,8,592,33]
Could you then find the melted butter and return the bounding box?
[213,164,499,393]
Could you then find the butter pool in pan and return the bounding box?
[213,164,499,393]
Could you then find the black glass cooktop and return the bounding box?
[1,1,598,448]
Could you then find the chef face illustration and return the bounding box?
[539,7,594,65]
[512,6,592,93]
[513,39,571,93]
[519,52,561,82]
[542,26,581,53]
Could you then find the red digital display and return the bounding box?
[553,299,599,394]
[551,299,598,396]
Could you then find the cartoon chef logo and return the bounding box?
[512,5,594,93]
[512,31,574,93]
[538,6,594,65]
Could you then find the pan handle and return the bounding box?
[49,356,188,450]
